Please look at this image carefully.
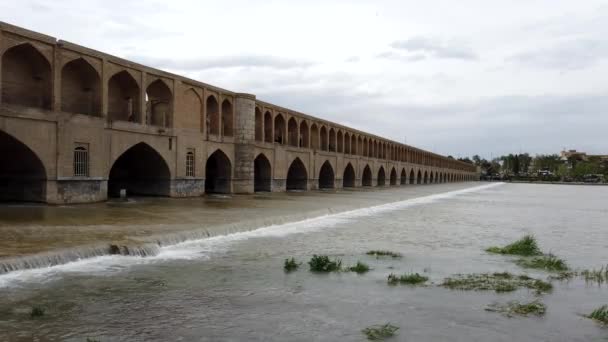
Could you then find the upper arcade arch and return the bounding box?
[61,57,101,116]
[146,79,172,128]
[108,70,140,123]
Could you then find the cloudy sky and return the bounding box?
[2,0,607,158]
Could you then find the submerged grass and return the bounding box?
[516,254,569,272]
[366,250,402,258]
[486,235,542,256]
[441,272,552,294]
[362,323,399,340]
[548,265,608,285]
[284,257,301,272]
[586,305,608,325]
[485,300,547,317]
[387,273,428,285]
[308,255,342,273]
[348,261,371,274]
[30,305,45,318]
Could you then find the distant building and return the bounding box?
[560,150,588,162]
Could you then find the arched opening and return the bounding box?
[329,128,336,152]
[206,96,220,135]
[255,107,263,141]
[318,161,335,189]
[254,154,271,192]
[344,133,350,154]
[1,43,52,110]
[221,99,233,136]
[351,135,357,155]
[343,163,355,188]
[299,121,309,148]
[288,117,298,146]
[377,167,386,186]
[146,79,172,127]
[108,70,140,123]
[108,143,170,197]
[0,131,47,202]
[178,88,202,130]
[61,58,101,116]
[369,140,373,157]
[390,168,397,185]
[286,158,307,191]
[362,165,372,186]
[358,137,363,156]
[264,111,273,143]
[205,150,232,194]
[310,124,319,150]
[409,169,415,184]
[400,169,407,185]
[320,126,328,151]
[417,170,422,184]
[363,138,368,157]
[337,130,343,153]
[424,171,429,184]
[274,114,286,144]
[430,172,434,184]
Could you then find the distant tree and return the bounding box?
[513,154,520,174]
[472,155,482,165]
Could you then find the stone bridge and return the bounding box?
[0,22,478,204]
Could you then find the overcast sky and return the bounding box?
[2,0,607,158]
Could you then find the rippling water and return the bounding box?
[1,183,607,341]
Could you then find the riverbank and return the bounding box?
[487,180,608,186]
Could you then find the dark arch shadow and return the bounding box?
[286,158,307,191]
[409,169,415,185]
[377,167,386,186]
[254,154,271,192]
[424,171,429,184]
[108,143,170,197]
[362,165,372,186]
[390,168,397,186]
[343,163,355,188]
[0,130,47,202]
[400,169,407,185]
[417,170,422,184]
[205,149,232,194]
[318,161,335,189]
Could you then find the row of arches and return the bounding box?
[0,43,235,135]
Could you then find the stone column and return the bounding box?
[233,93,256,193]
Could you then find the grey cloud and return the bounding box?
[129,55,316,71]
[376,51,427,62]
[389,37,478,60]
[509,39,608,70]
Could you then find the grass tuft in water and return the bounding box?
[387,273,428,285]
[86,338,101,342]
[485,300,547,317]
[284,258,301,272]
[366,250,402,258]
[308,255,342,272]
[586,305,608,325]
[30,305,45,318]
[441,272,552,294]
[349,261,371,274]
[549,265,608,285]
[486,235,542,256]
[516,254,569,272]
[362,323,399,340]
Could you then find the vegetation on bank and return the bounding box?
[387,273,428,286]
[486,235,542,256]
[549,265,608,285]
[284,258,301,272]
[485,300,546,317]
[366,250,402,258]
[586,305,608,325]
[348,261,371,274]
[30,305,45,318]
[515,254,569,272]
[362,323,399,340]
[308,255,343,272]
[441,272,552,294]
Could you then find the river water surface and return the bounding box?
[0,183,607,341]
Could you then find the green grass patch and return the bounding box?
[30,305,45,318]
[485,300,546,317]
[486,235,542,256]
[308,255,342,272]
[284,257,301,272]
[548,265,607,285]
[387,273,428,285]
[516,254,569,272]
[441,272,552,294]
[366,250,402,258]
[586,305,608,325]
[362,323,399,340]
[348,261,370,274]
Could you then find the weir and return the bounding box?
[0,21,478,204]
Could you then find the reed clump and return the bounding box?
[348,261,371,274]
[586,305,608,325]
[30,305,45,318]
[284,257,301,272]
[362,323,399,340]
[387,273,428,285]
[515,254,569,272]
[366,250,402,258]
[548,265,607,285]
[441,272,552,294]
[486,235,542,256]
[308,255,342,272]
[485,300,546,317]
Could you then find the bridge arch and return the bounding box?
[0,130,47,202]
[108,142,170,197]
[430,171,434,184]
[336,130,343,153]
[377,166,386,186]
[424,171,429,184]
[1,43,52,110]
[320,126,328,151]
[318,160,335,189]
[362,165,372,186]
[109,70,140,123]
[288,117,298,146]
[299,120,309,148]
[400,168,407,185]
[417,170,422,184]
[255,107,263,141]
[329,128,336,152]
[343,163,355,188]
[61,58,101,116]
[263,111,273,143]
[286,157,307,191]
[310,124,319,150]
[147,79,172,127]
[344,132,350,154]
[206,95,219,135]
[205,149,232,194]
[254,153,271,192]
[410,169,415,184]
[221,99,233,137]
[274,113,286,144]
[390,167,397,186]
